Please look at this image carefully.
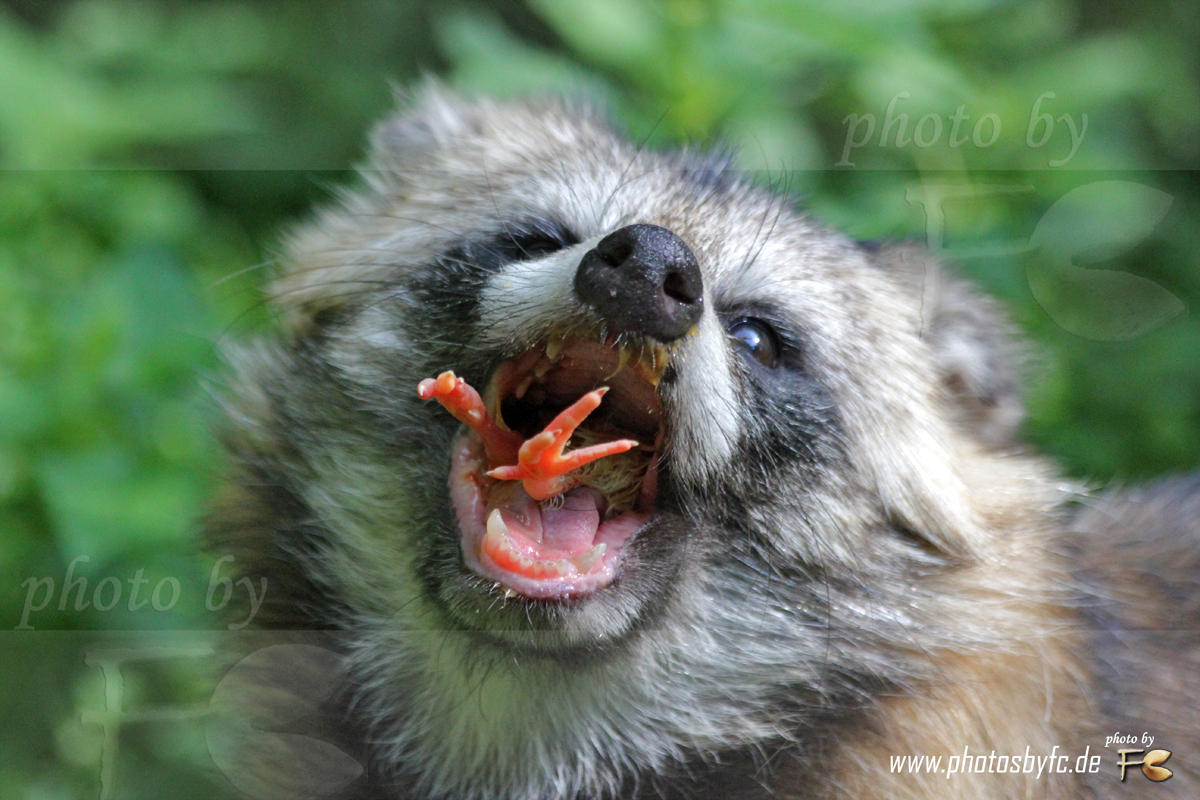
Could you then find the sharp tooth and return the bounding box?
[484,378,501,417]
[631,346,658,385]
[532,359,554,379]
[572,543,606,575]
[656,344,670,368]
[486,509,510,549]
[484,373,511,431]
[605,346,631,380]
[514,372,535,399]
[545,333,566,361]
[503,588,517,599]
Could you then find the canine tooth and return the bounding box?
[484,380,501,416]
[632,353,658,384]
[545,334,566,361]
[605,346,631,380]
[503,588,517,599]
[486,509,510,547]
[572,543,606,574]
[514,373,535,399]
[532,359,554,379]
[483,376,511,432]
[652,344,669,371]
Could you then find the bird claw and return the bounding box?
[417,371,522,466]
[419,373,636,501]
[487,388,637,500]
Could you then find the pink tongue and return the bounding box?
[487,483,603,556]
[541,489,603,552]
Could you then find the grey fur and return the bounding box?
[207,85,1198,800]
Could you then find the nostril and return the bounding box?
[597,239,632,268]
[662,271,696,304]
[574,223,704,342]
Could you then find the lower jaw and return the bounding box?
[449,433,653,600]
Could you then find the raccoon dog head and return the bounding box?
[223,86,1042,798]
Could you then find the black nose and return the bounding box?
[574,224,704,342]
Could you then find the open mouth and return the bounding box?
[420,335,669,599]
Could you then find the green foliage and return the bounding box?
[0,0,1196,796]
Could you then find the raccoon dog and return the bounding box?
[207,86,1199,800]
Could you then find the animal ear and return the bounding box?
[869,243,1026,447]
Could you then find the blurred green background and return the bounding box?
[0,0,1196,797]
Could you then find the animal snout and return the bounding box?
[574,224,703,342]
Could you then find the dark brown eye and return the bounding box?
[728,318,780,368]
[512,235,567,259]
[503,222,578,261]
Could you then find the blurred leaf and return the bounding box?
[0,7,254,167]
[439,11,614,100]
[528,0,664,74]
[1028,181,1184,341]
[37,450,199,563]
